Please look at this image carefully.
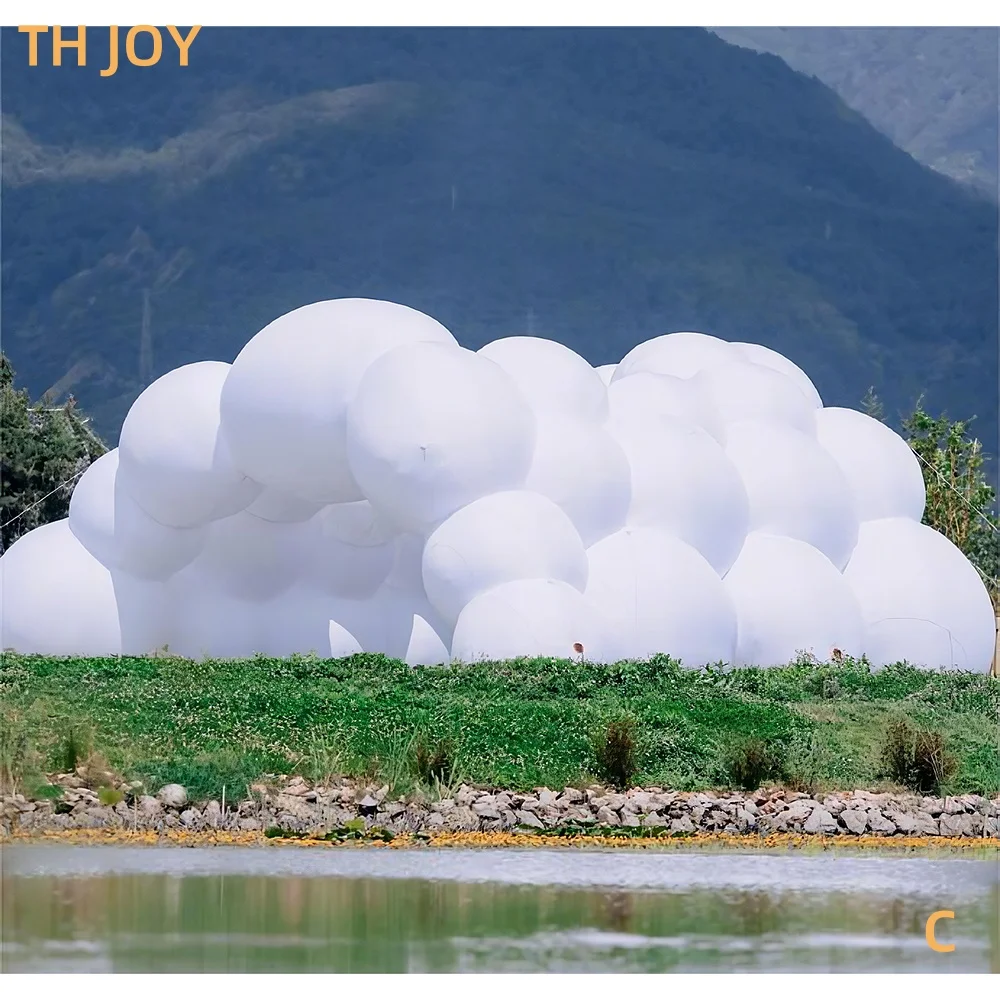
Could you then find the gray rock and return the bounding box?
[803,807,838,834]
[669,815,696,834]
[472,798,501,820]
[426,811,446,828]
[620,810,641,827]
[239,817,261,832]
[740,799,759,816]
[203,801,222,828]
[628,791,653,813]
[886,810,916,834]
[560,787,584,804]
[515,809,545,829]
[180,808,201,828]
[157,784,188,809]
[940,813,973,837]
[642,811,665,828]
[840,809,868,835]
[444,805,479,831]
[357,794,379,815]
[536,788,557,807]
[596,806,620,826]
[139,795,162,816]
[563,806,597,825]
[736,808,757,831]
[867,809,897,836]
[785,800,818,824]
[943,797,967,815]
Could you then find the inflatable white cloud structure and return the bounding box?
[2,298,995,672]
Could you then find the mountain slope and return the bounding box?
[711,27,999,199]
[2,27,996,458]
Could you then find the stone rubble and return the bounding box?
[3,774,998,840]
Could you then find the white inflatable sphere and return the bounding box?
[612,331,739,382]
[188,510,308,602]
[69,450,206,580]
[731,343,823,408]
[346,342,536,532]
[611,414,749,575]
[0,520,121,655]
[725,532,864,667]
[112,572,173,655]
[405,614,451,666]
[844,518,995,672]
[245,487,324,523]
[478,336,609,423]
[220,299,458,504]
[585,527,737,667]
[451,578,610,662]
[815,407,926,523]
[724,419,859,570]
[607,371,724,443]
[524,413,631,546]
[595,364,616,386]
[317,500,397,547]
[256,585,363,658]
[423,490,588,625]
[693,361,817,439]
[300,507,395,599]
[335,582,451,660]
[119,362,261,528]
[166,569,262,659]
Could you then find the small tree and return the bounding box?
[901,402,999,604]
[0,353,107,553]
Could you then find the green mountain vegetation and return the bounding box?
[711,27,999,199]
[1,27,997,459]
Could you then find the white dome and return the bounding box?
[611,413,749,575]
[613,331,739,381]
[69,449,206,580]
[299,504,395,599]
[220,298,458,504]
[451,578,610,662]
[119,362,261,528]
[693,360,817,439]
[584,527,737,666]
[724,418,859,570]
[731,342,823,408]
[607,371,724,443]
[524,412,631,546]
[346,342,536,532]
[423,490,588,625]
[816,407,926,523]
[724,532,864,667]
[0,519,121,655]
[844,518,995,672]
[595,364,617,386]
[478,336,609,423]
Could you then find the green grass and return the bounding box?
[0,653,997,801]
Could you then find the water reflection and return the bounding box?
[2,847,996,973]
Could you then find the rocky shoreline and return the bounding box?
[4,774,999,842]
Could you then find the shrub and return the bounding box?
[594,716,639,790]
[724,737,786,791]
[413,736,455,786]
[58,726,92,774]
[881,719,957,794]
[97,786,124,806]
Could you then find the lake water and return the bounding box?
[2,844,997,973]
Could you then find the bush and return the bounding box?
[413,736,455,786]
[593,717,639,790]
[97,785,124,806]
[881,719,957,794]
[724,737,786,790]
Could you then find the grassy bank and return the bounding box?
[1,653,997,801]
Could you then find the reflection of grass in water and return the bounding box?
[4,866,995,973]
[1,653,996,800]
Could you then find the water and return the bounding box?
[2,844,997,972]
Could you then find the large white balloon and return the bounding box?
[731,343,823,409]
[112,572,173,656]
[187,510,309,602]
[165,568,263,659]
[119,362,261,528]
[815,407,926,523]
[724,532,864,667]
[220,299,458,504]
[69,449,206,580]
[693,361,817,439]
[451,578,610,662]
[299,505,395,599]
[245,487,324,523]
[844,518,995,672]
[423,490,588,625]
[346,342,536,532]
[524,412,631,546]
[405,614,450,666]
[585,527,737,666]
[0,519,121,655]
[478,336,609,423]
[610,413,749,575]
[595,364,616,386]
[724,418,859,570]
[607,371,724,443]
[613,331,739,381]
[256,585,364,658]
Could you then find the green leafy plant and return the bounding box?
[881,718,957,794]
[724,737,786,791]
[593,716,639,791]
[413,735,455,786]
[97,785,124,806]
